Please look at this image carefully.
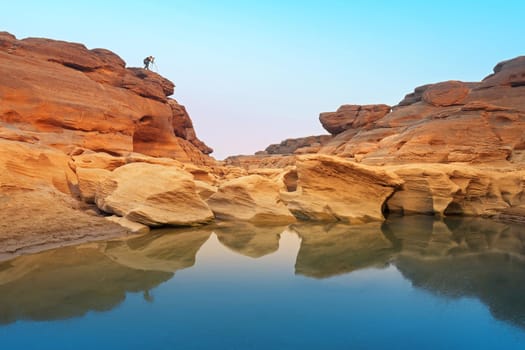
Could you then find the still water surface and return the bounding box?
[1,216,525,349]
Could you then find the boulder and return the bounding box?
[282,155,403,222]
[207,175,296,223]
[264,135,332,155]
[319,104,391,135]
[95,163,214,226]
[422,80,470,107]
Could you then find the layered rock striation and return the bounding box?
[318,59,525,165]
[0,31,212,164]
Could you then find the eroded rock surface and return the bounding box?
[318,57,525,165]
[207,175,296,224]
[95,163,214,226]
[0,31,212,165]
[320,104,391,135]
[281,155,403,223]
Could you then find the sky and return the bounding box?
[2,0,524,159]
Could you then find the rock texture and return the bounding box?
[0,139,131,258]
[264,135,333,155]
[207,175,296,223]
[0,32,219,254]
[319,57,525,165]
[0,32,212,165]
[281,155,403,223]
[96,163,214,226]
[224,154,296,170]
[320,104,391,135]
[385,164,525,218]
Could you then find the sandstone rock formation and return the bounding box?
[96,163,214,226]
[0,32,219,255]
[281,155,403,223]
[264,135,333,155]
[0,31,212,165]
[320,104,391,135]
[319,57,525,165]
[105,216,150,235]
[169,100,213,155]
[385,164,525,217]
[0,139,130,259]
[251,56,525,167]
[207,175,296,223]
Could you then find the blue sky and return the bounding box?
[2,1,524,159]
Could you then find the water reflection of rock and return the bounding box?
[388,216,525,329]
[103,227,212,272]
[213,222,288,258]
[293,215,525,329]
[1,216,525,330]
[0,227,213,325]
[292,222,396,278]
[0,246,172,325]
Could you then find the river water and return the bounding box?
[0,215,524,349]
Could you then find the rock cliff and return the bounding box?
[0,31,212,163]
[0,32,216,257]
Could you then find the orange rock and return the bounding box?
[0,32,213,165]
[316,62,525,165]
[481,56,525,87]
[264,135,332,155]
[422,80,470,107]
[319,104,391,135]
[169,100,213,155]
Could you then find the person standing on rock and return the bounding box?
[143,56,154,70]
